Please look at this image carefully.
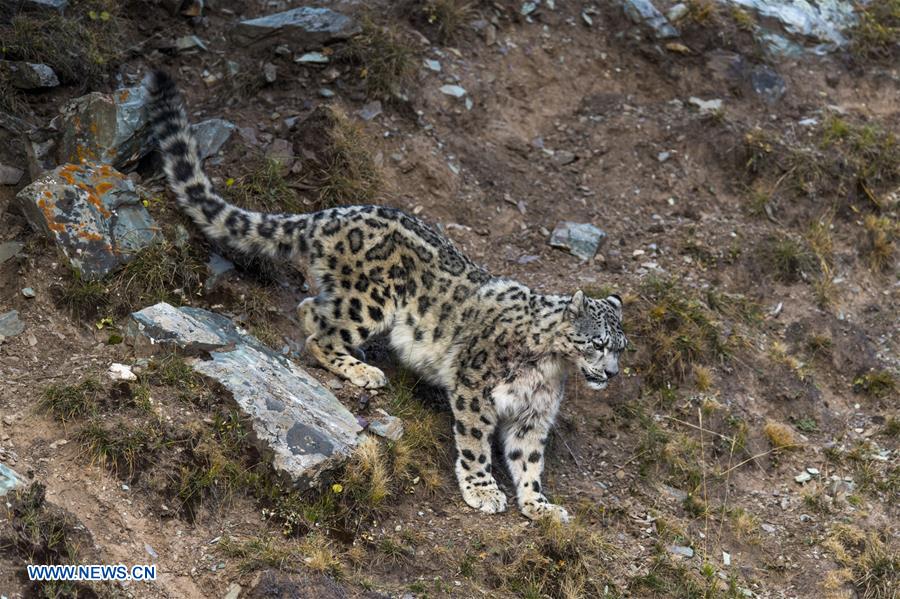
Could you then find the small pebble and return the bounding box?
[21,287,35,298]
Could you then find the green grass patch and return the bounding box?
[848,0,900,61]
[40,378,103,422]
[227,156,304,213]
[630,277,731,387]
[0,0,123,85]
[754,234,818,283]
[853,369,897,399]
[339,18,417,99]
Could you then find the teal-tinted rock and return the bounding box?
[549,222,607,261]
[0,310,25,343]
[0,463,23,497]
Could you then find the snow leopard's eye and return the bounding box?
[591,338,607,351]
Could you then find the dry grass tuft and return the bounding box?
[692,364,714,392]
[312,109,383,207]
[862,215,898,272]
[343,436,392,508]
[763,420,800,451]
[484,517,617,598]
[300,533,345,578]
[824,525,898,599]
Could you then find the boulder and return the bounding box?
[232,7,361,49]
[549,222,607,261]
[719,0,858,56]
[0,60,59,90]
[56,85,152,171]
[126,303,363,489]
[14,162,161,280]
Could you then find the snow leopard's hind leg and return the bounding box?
[298,296,387,389]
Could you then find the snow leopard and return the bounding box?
[145,71,626,522]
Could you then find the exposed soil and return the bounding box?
[1,1,897,598]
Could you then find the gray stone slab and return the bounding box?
[0,163,25,185]
[56,85,151,171]
[0,242,24,265]
[19,0,67,12]
[232,7,361,49]
[127,303,363,488]
[549,222,607,261]
[14,163,161,280]
[191,119,236,161]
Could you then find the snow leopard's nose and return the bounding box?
[605,364,619,378]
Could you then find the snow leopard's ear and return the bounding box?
[566,290,586,319]
[606,294,623,315]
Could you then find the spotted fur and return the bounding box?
[145,71,627,522]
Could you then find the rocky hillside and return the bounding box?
[1,1,898,598]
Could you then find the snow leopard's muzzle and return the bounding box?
[580,359,618,390]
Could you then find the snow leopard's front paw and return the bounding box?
[461,484,508,514]
[344,363,388,389]
[521,497,570,523]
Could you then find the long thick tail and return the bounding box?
[144,70,308,258]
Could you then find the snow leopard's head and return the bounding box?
[562,291,626,391]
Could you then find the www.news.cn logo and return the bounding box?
[27,564,157,582]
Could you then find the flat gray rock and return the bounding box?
[0,60,59,89]
[56,85,151,171]
[191,118,236,161]
[232,7,361,49]
[0,463,23,497]
[549,222,607,261]
[0,310,25,344]
[0,163,25,186]
[0,241,24,265]
[368,409,404,442]
[622,0,679,39]
[14,163,161,280]
[127,303,363,489]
